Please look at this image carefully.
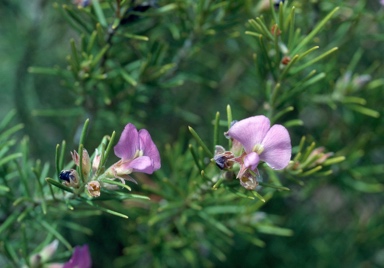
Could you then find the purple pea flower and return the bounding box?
[226,115,291,186]
[47,245,91,268]
[62,245,91,268]
[107,123,161,182]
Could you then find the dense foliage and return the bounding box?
[1,0,384,267]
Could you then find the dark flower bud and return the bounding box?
[121,0,158,25]
[59,169,80,188]
[213,146,235,170]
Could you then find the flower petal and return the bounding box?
[260,124,291,169]
[63,245,91,268]
[243,151,260,170]
[114,123,139,160]
[227,116,271,153]
[123,156,155,174]
[139,129,161,170]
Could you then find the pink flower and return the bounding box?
[108,123,161,181]
[226,115,291,178]
[62,245,91,268]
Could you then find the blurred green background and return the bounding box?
[1,0,384,267]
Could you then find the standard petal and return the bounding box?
[114,123,139,160]
[139,129,161,170]
[243,152,260,170]
[259,124,291,170]
[126,156,155,174]
[227,116,271,153]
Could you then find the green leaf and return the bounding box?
[0,185,10,192]
[87,31,98,53]
[36,162,50,214]
[346,178,384,193]
[188,126,213,157]
[348,105,380,118]
[63,5,92,33]
[224,186,255,200]
[91,44,110,67]
[0,211,18,235]
[99,178,131,191]
[2,239,19,265]
[85,201,129,218]
[279,54,299,80]
[226,104,233,148]
[0,153,22,167]
[291,47,338,74]
[272,106,294,123]
[213,112,220,150]
[46,178,74,193]
[120,69,138,86]
[0,110,16,130]
[323,156,346,166]
[198,211,234,236]
[205,206,246,215]
[100,131,116,169]
[189,144,203,171]
[92,0,107,27]
[285,119,304,127]
[40,220,72,250]
[28,66,60,76]
[60,221,93,235]
[0,124,24,142]
[299,166,322,177]
[252,191,266,203]
[257,225,293,236]
[32,108,82,117]
[122,33,149,41]
[259,182,290,191]
[291,7,339,55]
[245,31,262,38]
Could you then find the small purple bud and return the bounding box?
[59,169,80,188]
[274,0,285,8]
[213,145,235,170]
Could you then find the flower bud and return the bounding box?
[92,149,101,174]
[86,181,101,197]
[213,146,235,170]
[281,56,291,65]
[59,169,80,188]
[29,240,59,268]
[71,149,91,179]
[308,147,333,167]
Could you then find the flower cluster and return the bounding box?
[214,115,291,190]
[59,123,161,197]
